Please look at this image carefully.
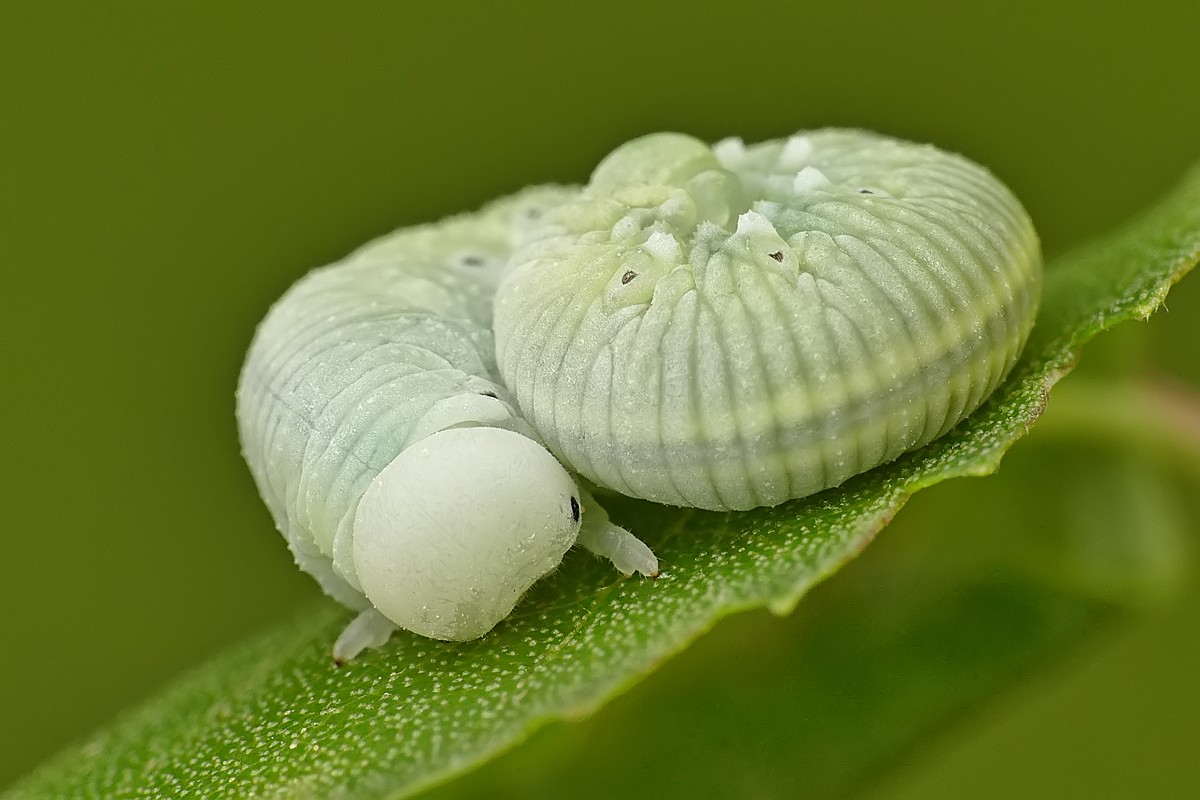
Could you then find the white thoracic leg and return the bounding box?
[575,488,660,577]
[333,607,397,664]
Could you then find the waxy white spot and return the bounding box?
[734,210,780,238]
[793,166,832,193]
[643,231,681,262]
[779,135,814,169]
[713,136,747,167]
[612,215,641,240]
[657,194,689,219]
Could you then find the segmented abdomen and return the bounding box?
[236,214,522,601]
[495,130,1042,511]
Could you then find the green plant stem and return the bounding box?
[1033,376,1200,484]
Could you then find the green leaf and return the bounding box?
[6,163,1199,800]
[418,429,1191,800]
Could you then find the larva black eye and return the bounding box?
[479,390,498,399]
[620,270,637,285]
[858,188,876,195]
[768,250,784,262]
[569,496,581,523]
[460,254,485,267]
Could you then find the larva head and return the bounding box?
[351,426,582,641]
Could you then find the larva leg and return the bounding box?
[332,608,396,664]
[576,488,660,578]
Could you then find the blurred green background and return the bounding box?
[2,2,1198,796]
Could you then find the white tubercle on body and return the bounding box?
[778,135,814,169]
[792,165,832,193]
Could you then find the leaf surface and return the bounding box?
[422,430,1191,799]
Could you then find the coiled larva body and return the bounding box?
[494,131,1042,511]
[236,188,657,656]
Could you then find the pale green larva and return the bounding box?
[494,130,1042,511]
[236,188,658,661]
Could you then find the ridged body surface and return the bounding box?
[237,190,569,606]
[494,131,1042,511]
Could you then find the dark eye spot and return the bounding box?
[569,496,581,523]
[620,270,637,285]
[479,390,498,399]
[858,188,876,195]
[768,250,784,262]
[460,254,485,267]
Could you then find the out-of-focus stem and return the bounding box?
[1034,375,1200,484]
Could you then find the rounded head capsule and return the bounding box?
[352,426,582,641]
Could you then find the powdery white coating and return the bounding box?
[643,230,682,262]
[236,187,657,653]
[353,428,580,641]
[712,136,747,166]
[494,130,1043,511]
[793,165,832,193]
[779,134,814,169]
